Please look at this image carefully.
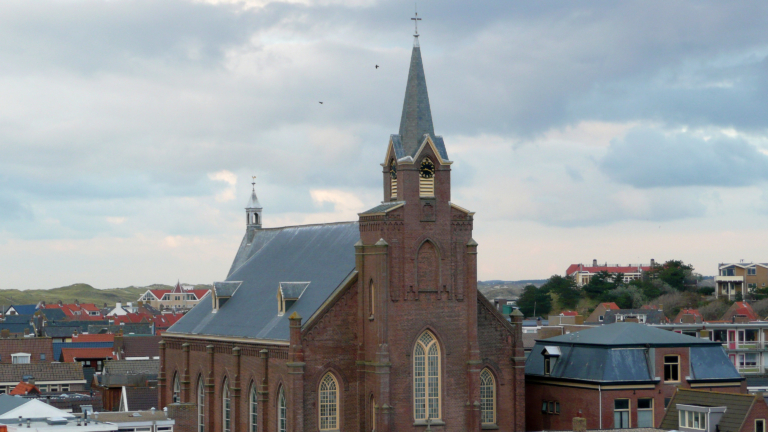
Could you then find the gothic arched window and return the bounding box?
[249,383,258,432]
[480,368,496,425]
[413,330,441,421]
[319,373,339,430]
[222,379,231,432]
[278,386,287,432]
[172,373,180,403]
[369,281,375,318]
[197,378,205,432]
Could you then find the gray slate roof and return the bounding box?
[213,281,241,298]
[246,189,261,209]
[661,389,763,432]
[602,309,668,324]
[0,394,29,415]
[390,39,448,162]
[169,222,359,341]
[360,201,405,215]
[279,282,309,300]
[542,322,718,346]
[103,359,159,376]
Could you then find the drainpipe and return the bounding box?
[599,384,603,429]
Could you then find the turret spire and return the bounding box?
[246,175,262,231]
[399,10,434,157]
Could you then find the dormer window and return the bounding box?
[542,346,561,376]
[212,282,242,313]
[419,157,435,197]
[11,353,31,364]
[277,282,310,316]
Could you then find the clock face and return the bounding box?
[419,159,436,178]
[389,160,397,179]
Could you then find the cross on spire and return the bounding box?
[251,175,256,191]
[411,4,421,36]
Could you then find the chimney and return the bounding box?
[593,259,598,267]
[116,302,122,310]
[23,328,29,336]
[74,299,79,306]
[57,300,62,306]
[1,329,10,339]
[28,378,35,385]
[650,258,656,267]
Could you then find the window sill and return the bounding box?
[482,424,499,430]
[413,420,445,427]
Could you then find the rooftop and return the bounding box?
[541,322,719,347]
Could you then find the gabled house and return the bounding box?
[586,302,620,323]
[661,388,768,432]
[723,301,759,322]
[674,308,704,324]
[603,308,669,324]
[526,323,744,431]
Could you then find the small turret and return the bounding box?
[246,176,262,243]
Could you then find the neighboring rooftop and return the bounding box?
[661,389,765,432]
[0,363,84,384]
[541,322,719,347]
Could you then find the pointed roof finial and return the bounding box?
[251,175,256,192]
[411,3,422,38]
[246,175,262,209]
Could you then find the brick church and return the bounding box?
[160,28,525,432]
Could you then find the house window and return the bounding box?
[614,399,630,428]
[198,378,205,432]
[749,268,757,275]
[222,380,231,432]
[664,355,680,382]
[319,373,339,430]
[40,353,45,360]
[543,354,558,375]
[250,384,258,432]
[38,385,47,392]
[173,375,180,403]
[11,353,30,364]
[679,410,706,430]
[749,283,757,291]
[278,386,287,432]
[413,330,441,421]
[480,369,496,425]
[756,419,765,432]
[599,315,604,322]
[61,385,69,392]
[49,385,59,392]
[637,398,653,428]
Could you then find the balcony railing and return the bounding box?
[721,341,765,350]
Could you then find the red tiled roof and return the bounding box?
[61,347,115,362]
[72,334,115,343]
[733,302,758,320]
[10,381,40,396]
[601,302,620,310]
[560,311,579,316]
[148,290,171,299]
[679,309,702,317]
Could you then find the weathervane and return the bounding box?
[411,3,421,36]
[251,175,256,191]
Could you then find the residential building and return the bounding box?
[716,263,768,300]
[722,301,760,322]
[603,308,669,324]
[161,31,526,432]
[3,305,37,316]
[0,363,86,394]
[566,259,654,287]
[94,360,158,412]
[660,388,768,432]
[114,335,160,360]
[0,394,116,432]
[674,308,703,324]
[525,323,743,431]
[44,302,104,320]
[60,347,115,372]
[137,283,209,312]
[0,338,53,364]
[585,302,620,323]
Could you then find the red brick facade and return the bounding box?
[159,142,525,431]
[525,346,744,431]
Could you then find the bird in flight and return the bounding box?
[375,65,379,69]
[319,101,323,104]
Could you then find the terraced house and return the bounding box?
[160,29,525,432]
[716,263,768,300]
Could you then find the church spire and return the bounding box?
[398,9,434,157]
[246,176,262,231]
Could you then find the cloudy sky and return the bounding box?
[1,0,768,289]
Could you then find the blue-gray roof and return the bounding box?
[0,394,29,415]
[6,305,37,315]
[168,222,359,341]
[542,322,718,347]
[392,39,449,162]
[213,281,241,298]
[689,346,743,381]
[360,201,404,215]
[279,282,309,300]
[526,344,654,382]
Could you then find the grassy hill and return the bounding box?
[0,283,211,308]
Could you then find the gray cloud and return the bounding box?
[600,128,768,188]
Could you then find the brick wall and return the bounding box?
[167,403,197,432]
[0,338,54,363]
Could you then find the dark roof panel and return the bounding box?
[542,322,718,347]
[168,222,359,341]
[689,346,743,381]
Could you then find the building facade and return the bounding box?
[525,323,744,431]
[566,260,654,287]
[716,263,768,300]
[160,32,525,432]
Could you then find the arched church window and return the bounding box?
[369,281,375,318]
[480,368,496,425]
[172,373,180,403]
[418,157,435,197]
[319,373,339,430]
[278,386,287,432]
[413,330,441,421]
[197,378,205,432]
[249,383,258,432]
[389,159,398,200]
[222,379,231,432]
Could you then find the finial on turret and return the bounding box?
[251,175,256,191]
[411,3,422,38]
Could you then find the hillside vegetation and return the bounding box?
[0,283,211,308]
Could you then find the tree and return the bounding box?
[650,260,694,291]
[583,271,624,300]
[602,286,644,309]
[630,279,661,300]
[517,284,552,318]
[540,275,580,309]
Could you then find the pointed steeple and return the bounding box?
[246,176,262,231]
[246,179,262,210]
[398,34,435,157]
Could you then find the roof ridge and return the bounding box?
[257,221,358,231]
[679,388,756,398]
